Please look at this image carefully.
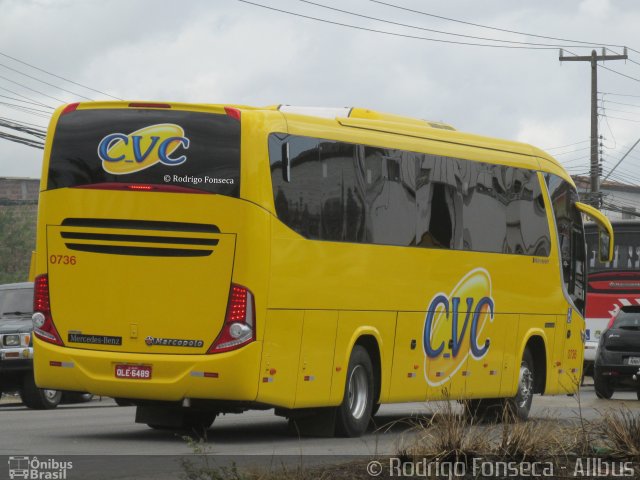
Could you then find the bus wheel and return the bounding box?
[505,348,534,421]
[20,374,62,410]
[335,345,374,437]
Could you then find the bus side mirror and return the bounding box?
[282,142,291,183]
[575,201,614,263]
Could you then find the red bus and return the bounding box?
[584,220,640,372]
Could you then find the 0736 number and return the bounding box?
[49,254,77,265]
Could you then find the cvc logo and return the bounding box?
[422,268,495,386]
[97,123,190,175]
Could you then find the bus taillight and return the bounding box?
[32,274,64,346]
[208,284,255,354]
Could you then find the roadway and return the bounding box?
[0,384,637,479]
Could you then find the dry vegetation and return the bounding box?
[180,405,640,480]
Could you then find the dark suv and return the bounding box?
[0,282,91,408]
[594,305,640,400]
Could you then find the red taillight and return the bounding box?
[208,284,255,354]
[224,107,241,121]
[60,102,80,116]
[128,102,171,109]
[73,183,209,194]
[33,274,64,346]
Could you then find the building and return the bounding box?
[0,177,39,204]
[573,176,640,220]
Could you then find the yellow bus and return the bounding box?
[32,102,613,436]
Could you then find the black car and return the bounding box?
[0,282,91,408]
[594,305,640,400]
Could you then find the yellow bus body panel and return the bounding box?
[33,101,586,408]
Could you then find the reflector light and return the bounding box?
[126,184,154,191]
[224,107,241,121]
[60,103,80,116]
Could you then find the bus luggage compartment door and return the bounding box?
[45,223,236,355]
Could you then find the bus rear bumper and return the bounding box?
[33,339,261,402]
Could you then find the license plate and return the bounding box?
[628,357,640,366]
[115,364,152,380]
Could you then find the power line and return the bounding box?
[543,139,590,151]
[0,50,122,100]
[0,62,93,101]
[599,64,640,83]
[0,118,46,139]
[366,0,630,50]
[599,106,640,117]
[600,114,640,123]
[599,91,640,99]
[601,99,640,109]
[0,116,46,129]
[0,85,54,109]
[237,0,567,49]
[0,74,66,103]
[0,102,51,119]
[295,0,606,49]
[0,130,44,149]
[552,146,591,156]
[0,93,54,109]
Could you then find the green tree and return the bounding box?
[0,204,37,283]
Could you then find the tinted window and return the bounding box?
[48,109,240,196]
[270,133,550,257]
[548,175,586,313]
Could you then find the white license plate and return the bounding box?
[115,364,152,380]
[628,357,640,366]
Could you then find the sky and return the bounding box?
[1,0,640,185]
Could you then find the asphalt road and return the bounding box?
[0,384,637,479]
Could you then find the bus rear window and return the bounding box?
[47,108,240,196]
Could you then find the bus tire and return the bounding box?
[335,345,374,437]
[20,374,61,410]
[504,348,535,421]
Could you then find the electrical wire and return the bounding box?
[0,85,54,109]
[0,130,44,149]
[0,74,66,103]
[365,0,629,50]
[236,0,580,50]
[294,0,607,49]
[0,50,122,100]
[543,139,590,151]
[0,62,93,101]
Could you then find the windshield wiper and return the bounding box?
[1,311,32,316]
[618,325,640,330]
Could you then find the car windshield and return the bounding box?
[0,288,33,319]
[613,308,640,329]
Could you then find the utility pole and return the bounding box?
[559,48,627,207]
